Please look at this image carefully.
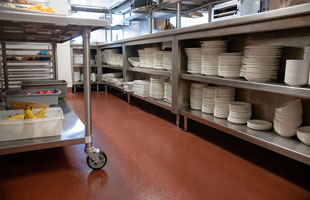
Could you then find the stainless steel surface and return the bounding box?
[171,37,179,114]
[176,2,181,28]
[180,73,310,99]
[127,67,171,77]
[1,42,8,90]
[0,99,85,155]
[99,4,310,47]
[82,28,92,150]
[0,10,108,43]
[102,65,123,70]
[180,106,310,165]
[52,43,57,80]
[149,10,153,34]
[128,92,172,111]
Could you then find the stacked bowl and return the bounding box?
[150,78,166,100]
[201,41,227,75]
[241,46,282,82]
[154,51,164,70]
[190,83,206,110]
[284,60,310,86]
[163,51,173,71]
[218,53,243,78]
[185,48,202,74]
[102,49,119,65]
[201,86,216,114]
[133,80,150,97]
[297,126,310,146]
[273,99,303,137]
[214,86,235,118]
[164,82,172,103]
[138,49,147,68]
[228,102,252,124]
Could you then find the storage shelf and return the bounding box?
[73,64,97,68]
[0,100,85,155]
[128,92,172,111]
[102,64,123,70]
[127,67,172,77]
[7,60,51,63]
[181,73,310,99]
[73,81,98,85]
[180,106,310,165]
[6,55,52,58]
[5,48,52,51]
[103,81,125,92]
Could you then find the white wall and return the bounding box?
[51,0,73,87]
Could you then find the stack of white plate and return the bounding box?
[247,120,273,131]
[274,99,303,138]
[128,57,140,67]
[145,47,161,69]
[228,102,252,124]
[106,78,123,86]
[133,80,150,97]
[201,86,215,114]
[123,82,134,92]
[185,48,201,74]
[164,82,172,103]
[190,83,206,110]
[201,41,227,75]
[284,60,310,86]
[218,52,243,78]
[163,51,172,71]
[102,72,122,81]
[154,51,164,70]
[73,54,83,64]
[102,49,120,65]
[138,49,147,68]
[150,78,166,100]
[241,46,282,82]
[214,86,235,118]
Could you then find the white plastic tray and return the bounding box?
[0,107,64,142]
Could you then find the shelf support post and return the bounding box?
[83,27,93,150]
[148,10,153,33]
[184,116,188,132]
[177,2,181,28]
[52,43,58,80]
[1,41,8,90]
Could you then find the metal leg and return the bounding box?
[97,84,99,92]
[176,114,180,128]
[52,43,58,80]
[127,93,130,104]
[176,2,181,28]
[184,116,188,132]
[74,85,76,93]
[82,27,106,169]
[105,84,108,93]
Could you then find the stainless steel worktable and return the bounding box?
[0,99,85,155]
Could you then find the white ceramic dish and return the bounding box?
[274,121,297,137]
[296,126,310,145]
[247,120,272,131]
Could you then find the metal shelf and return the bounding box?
[180,106,310,165]
[7,60,51,63]
[73,65,97,68]
[6,55,52,58]
[128,92,172,111]
[127,67,172,77]
[102,64,123,70]
[103,81,125,93]
[0,100,85,155]
[181,73,310,99]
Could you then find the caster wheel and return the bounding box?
[87,151,107,170]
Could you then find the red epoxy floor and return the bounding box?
[0,91,309,200]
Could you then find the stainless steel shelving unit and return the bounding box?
[102,64,123,70]
[98,4,310,165]
[0,10,109,169]
[70,45,101,93]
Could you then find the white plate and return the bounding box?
[247,120,273,130]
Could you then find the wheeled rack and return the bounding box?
[0,10,109,169]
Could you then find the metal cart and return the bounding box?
[0,10,108,169]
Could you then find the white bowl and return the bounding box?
[128,57,140,67]
[273,122,297,137]
[297,126,310,145]
[275,99,302,113]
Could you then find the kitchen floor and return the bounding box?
[0,90,309,200]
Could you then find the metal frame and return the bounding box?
[98,4,310,165]
[0,11,108,164]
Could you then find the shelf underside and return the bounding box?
[180,106,310,165]
[102,64,123,70]
[127,67,172,77]
[181,73,310,98]
[129,92,172,111]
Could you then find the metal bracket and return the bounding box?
[85,146,100,162]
